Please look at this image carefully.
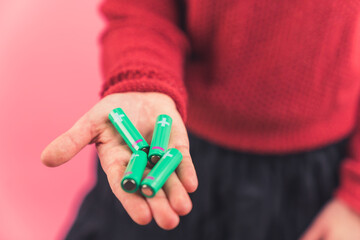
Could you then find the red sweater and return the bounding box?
[99,1,360,213]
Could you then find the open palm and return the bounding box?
[41,92,198,230]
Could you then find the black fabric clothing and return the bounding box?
[66,133,348,240]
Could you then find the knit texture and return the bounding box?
[99,1,360,213]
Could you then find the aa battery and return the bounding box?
[148,114,172,165]
[140,148,182,198]
[121,151,148,193]
[109,108,149,153]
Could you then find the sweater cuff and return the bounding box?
[101,79,187,122]
[335,158,360,214]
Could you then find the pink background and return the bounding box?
[0,0,104,239]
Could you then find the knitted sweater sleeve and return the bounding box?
[335,113,360,213]
[99,0,189,120]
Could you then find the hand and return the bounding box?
[41,92,198,230]
[300,199,360,240]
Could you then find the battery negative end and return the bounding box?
[141,147,149,154]
[141,185,154,197]
[150,155,161,165]
[122,179,136,192]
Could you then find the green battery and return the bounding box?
[121,151,148,193]
[109,108,149,153]
[148,114,172,165]
[140,148,182,198]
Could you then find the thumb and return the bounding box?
[41,114,99,167]
[168,121,198,193]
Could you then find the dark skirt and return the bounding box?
[66,133,348,240]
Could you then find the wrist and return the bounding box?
[101,79,187,121]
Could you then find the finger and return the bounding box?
[168,125,198,193]
[175,146,198,193]
[41,114,100,167]
[163,173,192,216]
[146,189,180,230]
[299,218,326,240]
[98,143,152,225]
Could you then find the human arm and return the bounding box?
[100,0,189,119]
[41,0,198,230]
[301,105,360,239]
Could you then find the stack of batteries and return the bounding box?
[108,108,182,198]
